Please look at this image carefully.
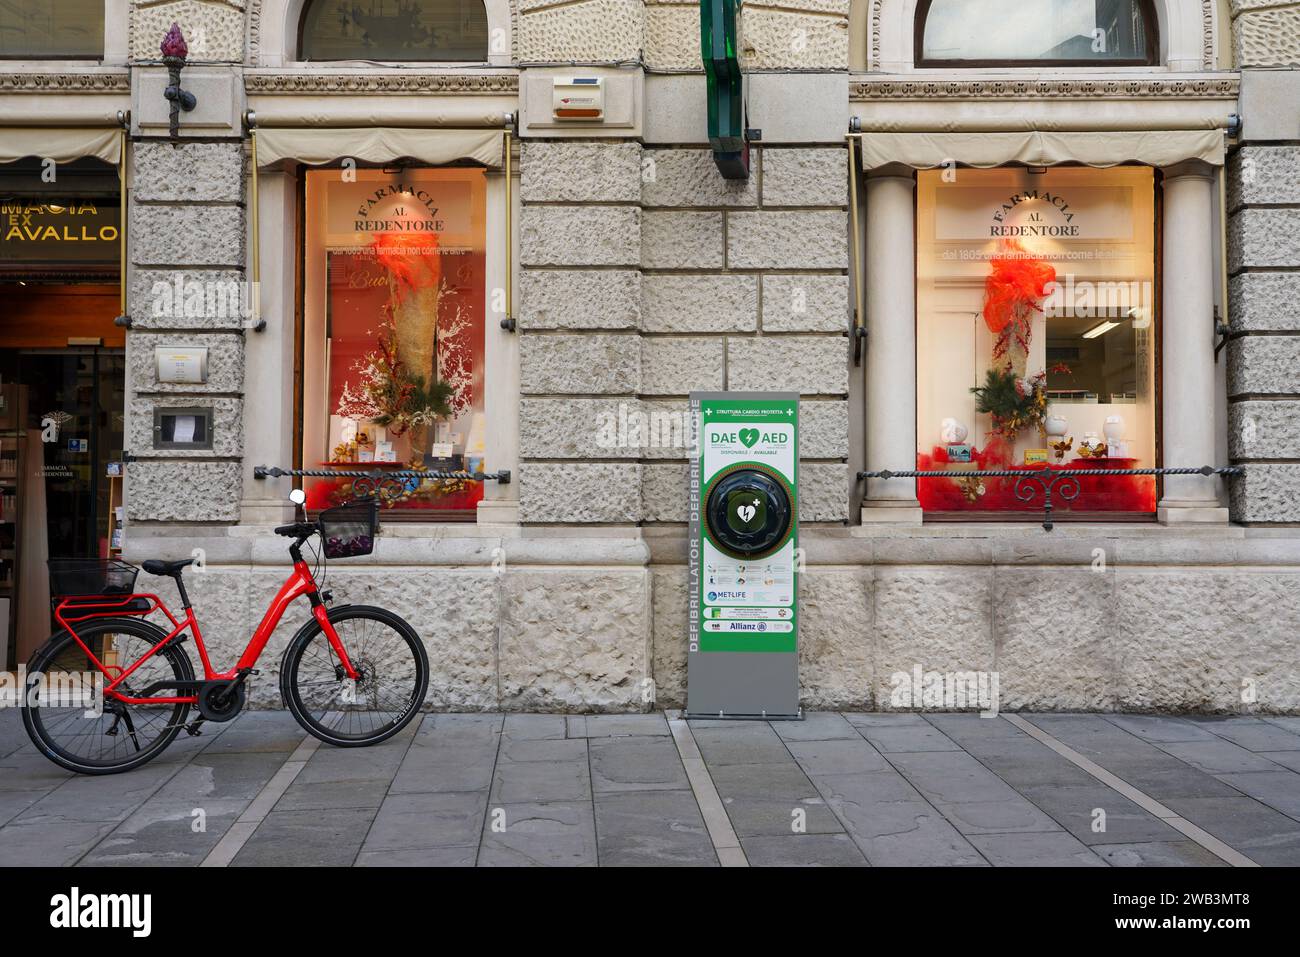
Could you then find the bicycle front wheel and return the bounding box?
[280,604,428,747]
[21,618,194,775]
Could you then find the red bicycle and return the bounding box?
[21,494,429,774]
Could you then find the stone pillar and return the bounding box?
[125,141,246,524]
[478,161,521,525]
[1158,161,1229,524]
[861,167,921,523]
[516,140,645,525]
[240,169,297,525]
[1225,2,1300,522]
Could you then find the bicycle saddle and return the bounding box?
[142,558,196,577]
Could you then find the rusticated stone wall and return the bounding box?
[130,0,247,63]
[137,538,654,712]
[650,529,1300,713]
[1226,1,1300,522]
[125,140,247,522]
[135,528,1300,714]
[1229,0,1300,67]
[645,0,851,72]
[516,140,851,526]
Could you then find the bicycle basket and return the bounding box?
[319,498,379,559]
[47,558,140,598]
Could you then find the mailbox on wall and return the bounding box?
[686,392,800,719]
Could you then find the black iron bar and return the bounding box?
[857,466,1244,532]
[255,465,510,483]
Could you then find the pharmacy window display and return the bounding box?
[302,168,488,517]
[916,167,1158,518]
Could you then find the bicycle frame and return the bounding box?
[51,558,358,706]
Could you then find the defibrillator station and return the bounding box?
[687,392,801,719]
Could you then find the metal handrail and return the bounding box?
[254,464,510,505]
[857,465,1243,531]
[255,465,509,482]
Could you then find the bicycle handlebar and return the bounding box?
[274,522,318,538]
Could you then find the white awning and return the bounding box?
[254,127,503,169]
[0,127,121,165]
[857,130,1225,170]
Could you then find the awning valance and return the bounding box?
[0,127,121,165]
[856,130,1225,171]
[254,127,503,169]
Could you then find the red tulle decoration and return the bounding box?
[981,241,1056,356]
[916,444,1156,514]
[371,231,441,301]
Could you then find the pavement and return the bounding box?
[2,708,1300,867]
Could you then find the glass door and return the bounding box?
[19,348,125,558]
[2,348,124,667]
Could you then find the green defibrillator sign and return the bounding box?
[687,392,800,718]
[700,0,750,179]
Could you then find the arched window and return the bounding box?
[0,0,103,58]
[299,0,489,62]
[916,0,1158,67]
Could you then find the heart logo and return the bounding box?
[737,504,757,523]
[739,428,760,448]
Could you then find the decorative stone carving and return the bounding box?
[0,72,131,92]
[851,77,1239,100]
[243,72,519,93]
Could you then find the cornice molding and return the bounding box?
[243,72,519,94]
[850,76,1240,101]
[0,72,131,93]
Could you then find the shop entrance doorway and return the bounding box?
[0,286,124,671]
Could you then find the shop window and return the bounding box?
[299,0,489,61]
[916,0,1157,66]
[0,0,103,58]
[302,167,488,518]
[915,167,1158,519]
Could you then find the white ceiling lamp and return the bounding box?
[1082,320,1122,339]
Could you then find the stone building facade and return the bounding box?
[2,0,1298,713]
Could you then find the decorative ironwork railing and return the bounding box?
[254,465,511,505]
[857,466,1243,531]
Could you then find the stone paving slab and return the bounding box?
[593,789,716,866]
[589,735,690,792]
[232,807,377,867]
[479,802,598,867]
[968,831,1106,867]
[1014,784,1184,846]
[740,833,869,867]
[361,790,487,852]
[3,709,1300,866]
[0,710,29,759]
[1093,841,1228,867]
[1187,716,1300,752]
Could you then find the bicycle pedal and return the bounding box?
[184,722,205,737]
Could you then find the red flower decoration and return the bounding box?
[160,23,188,60]
[982,241,1056,337]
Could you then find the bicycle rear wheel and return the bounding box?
[280,604,428,747]
[21,618,194,774]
